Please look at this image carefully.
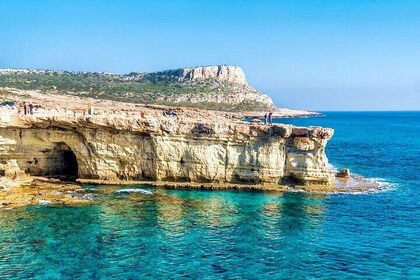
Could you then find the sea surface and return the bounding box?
[0,112,419,279]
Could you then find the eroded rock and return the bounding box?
[337,169,351,178]
[0,111,335,190]
[293,137,315,151]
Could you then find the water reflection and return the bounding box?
[89,186,328,241]
[0,186,331,279]
[258,192,327,227]
[156,191,187,237]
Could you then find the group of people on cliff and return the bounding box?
[21,102,35,115]
[16,102,97,117]
[263,112,273,125]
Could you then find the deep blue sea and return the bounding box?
[0,112,419,279]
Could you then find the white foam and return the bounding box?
[38,200,52,205]
[328,163,399,195]
[329,163,339,172]
[334,177,398,195]
[116,189,153,195]
[367,177,398,192]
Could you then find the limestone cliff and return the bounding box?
[179,66,248,85]
[0,113,334,190]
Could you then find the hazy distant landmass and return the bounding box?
[0,65,277,112]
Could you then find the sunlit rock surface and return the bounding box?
[0,112,334,190]
[180,65,248,85]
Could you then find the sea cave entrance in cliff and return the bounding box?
[19,141,80,180]
[61,149,78,177]
[46,142,79,179]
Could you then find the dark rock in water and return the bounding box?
[212,263,227,273]
[337,169,350,178]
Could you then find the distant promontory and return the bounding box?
[0,65,314,115]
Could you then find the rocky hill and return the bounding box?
[0,65,276,111]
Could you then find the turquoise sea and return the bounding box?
[0,112,419,279]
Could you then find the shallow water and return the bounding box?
[1,112,419,279]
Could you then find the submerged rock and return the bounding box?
[0,179,93,208]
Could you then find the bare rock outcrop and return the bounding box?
[179,65,248,85]
[337,169,350,178]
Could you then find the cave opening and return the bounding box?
[21,142,80,180]
[62,149,78,177]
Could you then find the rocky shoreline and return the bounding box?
[0,172,381,209]
[0,177,93,208]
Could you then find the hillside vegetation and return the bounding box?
[0,66,276,111]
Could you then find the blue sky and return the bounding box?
[1,0,419,110]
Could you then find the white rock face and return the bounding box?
[156,85,275,109]
[0,115,334,189]
[159,65,276,109]
[180,66,248,85]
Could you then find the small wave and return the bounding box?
[116,189,154,195]
[329,163,339,172]
[72,193,99,200]
[38,200,52,205]
[367,177,398,192]
[288,189,306,193]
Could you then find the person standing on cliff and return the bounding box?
[268,112,273,125]
[264,113,267,125]
[87,103,94,115]
[23,102,27,115]
[29,103,34,115]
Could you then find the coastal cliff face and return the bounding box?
[0,115,334,188]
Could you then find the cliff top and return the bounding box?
[0,89,334,165]
[0,87,332,139]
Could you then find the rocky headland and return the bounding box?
[0,66,376,207]
[0,89,337,202]
[0,98,332,181]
